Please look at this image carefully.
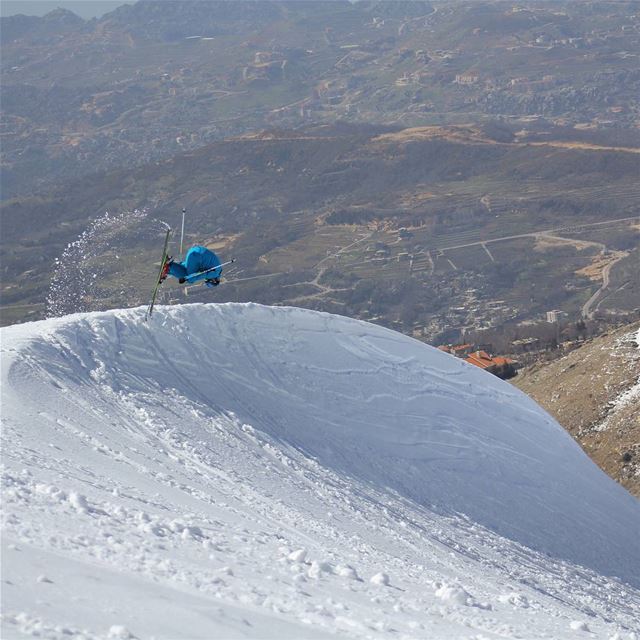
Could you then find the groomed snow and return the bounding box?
[2,303,639,639]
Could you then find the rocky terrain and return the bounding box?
[514,322,640,497]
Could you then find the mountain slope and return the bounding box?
[2,304,640,638]
[514,322,640,497]
[2,1,638,198]
[3,124,639,330]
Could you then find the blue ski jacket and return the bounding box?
[169,246,222,283]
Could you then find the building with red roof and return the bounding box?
[465,351,516,379]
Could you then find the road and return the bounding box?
[581,253,628,320]
[425,216,636,321]
[431,216,639,253]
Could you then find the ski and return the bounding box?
[145,225,172,320]
[184,258,237,283]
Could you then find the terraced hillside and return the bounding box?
[2,0,639,197]
[3,123,639,337]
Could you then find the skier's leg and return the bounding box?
[168,261,187,279]
[202,251,222,279]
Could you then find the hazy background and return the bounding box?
[0,0,133,19]
[2,0,639,340]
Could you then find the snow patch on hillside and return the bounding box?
[596,327,640,433]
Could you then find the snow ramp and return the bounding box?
[2,303,640,638]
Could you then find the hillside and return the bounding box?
[2,0,639,197]
[2,124,639,335]
[3,0,639,338]
[514,322,640,497]
[2,304,640,638]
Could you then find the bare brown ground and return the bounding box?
[373,126,640,154]
[514,323,640,497]
[576,251,627,281]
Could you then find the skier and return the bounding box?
[161,245,222,287]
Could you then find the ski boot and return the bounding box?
[160,256,173,282]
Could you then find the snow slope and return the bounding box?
[2,303,640,639]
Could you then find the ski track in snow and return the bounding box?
[1,303,640,639]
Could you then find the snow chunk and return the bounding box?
[435,582,472,606]
[168,519,185,533]
[570,620,591,632]
[335,564,360,580]
[35,483,67,502]
[287,548,307,563]
[498,592,530,608]
[68,491,89,513]
[181,525,204,540]
[108,625,135,639]
[308,560,333,579]
[369,572,390,586]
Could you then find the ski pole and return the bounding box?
[184,258,237,282]
[180,208,186,257]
